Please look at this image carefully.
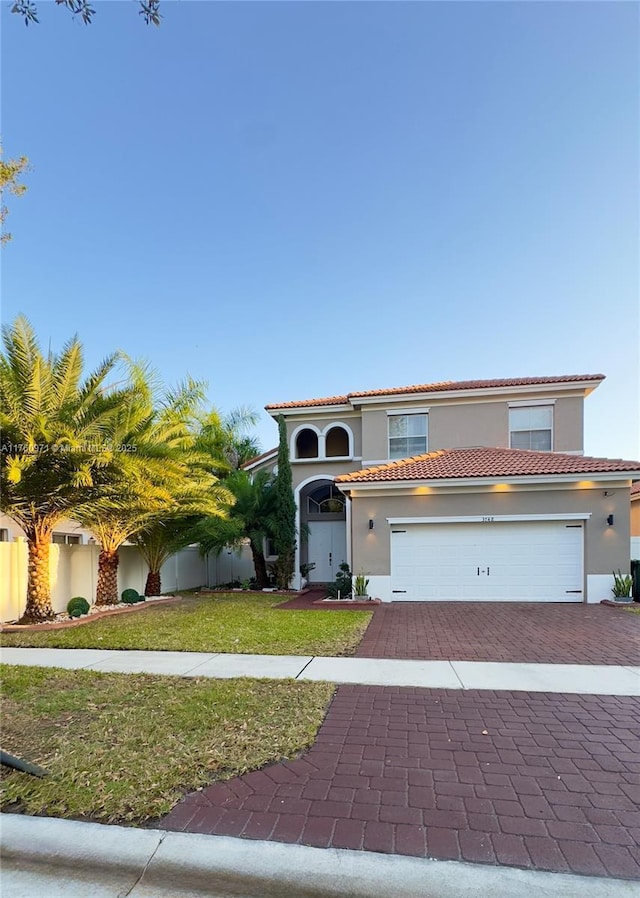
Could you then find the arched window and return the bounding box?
[295,428,319,459]
[307,483,346,514]
[325,426,349,457]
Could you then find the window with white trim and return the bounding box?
[388,414,428,459]
[325,426,349,458]
[509,405,553,451]
[295,428,319,459]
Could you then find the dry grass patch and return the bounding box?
[0,664,334,823]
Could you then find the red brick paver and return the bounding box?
[355,603,640,665]
[160,686,640,880]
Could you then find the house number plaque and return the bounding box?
[482,516,495,522]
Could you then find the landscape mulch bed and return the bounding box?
[277,590,382,612]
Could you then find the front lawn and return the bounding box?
[0,664,334,823]
[0,593,372,656]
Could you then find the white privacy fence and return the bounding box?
[0,541,255,622]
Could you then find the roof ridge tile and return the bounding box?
[266,374,605,411]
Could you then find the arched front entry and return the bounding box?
[299,478,347,583]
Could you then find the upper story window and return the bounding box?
[0,528,9,542]
[295,428,319,459]
[509,405,553,451]
[325,426,349,457]
[388,413,428,459]
[292,423,353,461]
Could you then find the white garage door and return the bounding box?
[390,521,584,602]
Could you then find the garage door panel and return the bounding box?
[390,521,583,602]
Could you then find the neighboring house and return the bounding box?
[631,482,640,560]
[0,513,95,545]
[246,374,640,603]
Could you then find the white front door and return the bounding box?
[390,520,584,602]
[307,521,347,582]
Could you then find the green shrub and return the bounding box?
[121,588,142,605]
[327,563,352,599]
[354,572,370,597]
[612,570,632,599]
[67,596,90,618]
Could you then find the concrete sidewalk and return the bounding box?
[2,814,637,898]
[1,646,639,694]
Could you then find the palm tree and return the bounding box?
[0,316,135,622]
[133,515,203,596]
[195,406,261,474]
[79,369,234,604]
[197,469,276,588]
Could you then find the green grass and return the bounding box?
[625,605,640,615]
[0,664,334,823]
[0,593,372,656]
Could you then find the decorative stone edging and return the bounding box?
[0,597,182,633]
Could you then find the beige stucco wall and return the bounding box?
[349,486,631,577]
[631,498,640,537]
[358,394,586,461]
[553,398,584,452]
[428,402,508,451]
[361,409,389,461]
[291,459,364,491]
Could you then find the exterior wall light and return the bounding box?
[368,519,375,530]
[607,514,614,526]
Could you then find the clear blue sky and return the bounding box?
[2,1,638,458]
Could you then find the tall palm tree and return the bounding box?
[132,424,263,597]
[197,469,276,588]
[0,316,135,622]
[79,369,234,604]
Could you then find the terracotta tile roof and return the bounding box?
[632,481,640,497]
[241,447,277,469]
[266,374,604,410]
[266,395,349,410]
[336,447,640,484]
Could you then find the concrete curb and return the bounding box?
[2,814,637,898]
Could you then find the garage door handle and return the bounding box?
[477,567,480,576]
[392,590,407,593]
[487,567,490,576]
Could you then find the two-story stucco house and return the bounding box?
[245,374,640,603]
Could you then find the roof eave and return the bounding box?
[350,379,605,407]
[266,403,353,417]
[337,472,638,491]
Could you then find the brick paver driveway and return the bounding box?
[161,686,640,880]
[356,603,640,665]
